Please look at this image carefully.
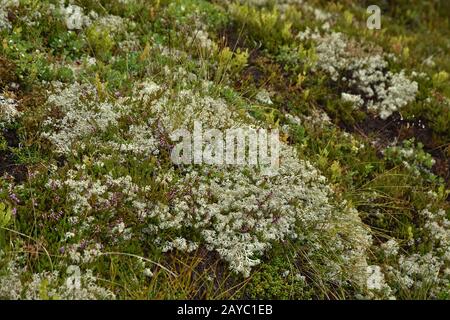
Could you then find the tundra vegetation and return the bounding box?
[0,0,449,300]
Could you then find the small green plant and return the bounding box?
[0,134,8,151]
[0,201,13,247]
[0,202,12,228]
[215,46,249,84]
[432,71,449,89]
[384,138,437,180]
[245,254,313,300]
[86,25,115,61]
[229,3,291,51]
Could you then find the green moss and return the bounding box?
[245,248,314,299]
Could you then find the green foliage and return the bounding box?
[86,25,115,62]
[432,71,449,89]
[164,0,228,32]
[49,30,86,59]
[0,202,12,228]
[229,3,292,52]
[245,248,314,299]
[0,135,7,152]
[384,139,438,181]
[215,46,249,84]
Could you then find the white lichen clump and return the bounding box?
[311,32,418,119]
[39,68,373,282]
[0,94,21,127]
[255,89,273,105]
[375,207,450,298]
[0,0,19,30]
[188,29,217,52]
[59,3,95,30]
[0,258,115,300]
[41,82,128,154]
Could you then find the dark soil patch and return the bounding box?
[190,247,244,299]
[0,56,43,183]
[0,56,18,91]
[163,246,245,299]
[218,24,250,53]
[219,25,267,86]
[0,128,27,182]
[350,114,450,184]
[219,25,299,108]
